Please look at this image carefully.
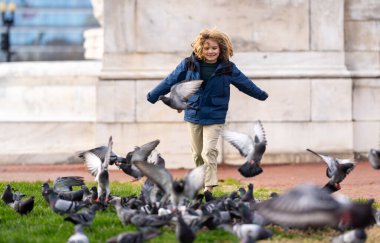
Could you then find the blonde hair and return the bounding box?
[191,28,234,62]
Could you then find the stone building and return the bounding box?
[0,0,379,168]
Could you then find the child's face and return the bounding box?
[202,39,220,63]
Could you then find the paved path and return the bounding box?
[0,160,378,201]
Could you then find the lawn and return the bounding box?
[0,179,379,243]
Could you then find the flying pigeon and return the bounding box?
[331,228,367,243]
[82,136,113,202]
[368,148,380,170]
[117,139,161,180]
[306,148,355,193]
[133,159,205,207]
[222,120,267,177]
[67,224,89,243]
[158,79,203,113]
[254,183,375,230]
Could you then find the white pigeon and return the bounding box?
[222,120,267,177]
[81,136,113,202]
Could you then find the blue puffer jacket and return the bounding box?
[147,53,268,125]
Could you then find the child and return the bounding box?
[147,28,268,193]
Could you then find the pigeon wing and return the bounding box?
[183,165,206,199]
[81,151,102,178]
[131,139,160,163]
[254,120,267,145]
[223,130,254,157]
[53,176,85,192]
[102,136,113,170]
[306,149,336,177]
[133,160,173,195]
[171,80,203,101]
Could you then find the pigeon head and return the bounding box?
[125,152,133,165]
[346,200,376,229]
[338,162,355,174]
[172,180,185,193]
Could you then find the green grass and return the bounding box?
[0,180,379,243]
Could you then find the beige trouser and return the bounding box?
[187,122,224,187]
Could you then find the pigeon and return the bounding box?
[117,140,161,180]
[368,148,380,169]
[133,159,205,207]
[158,79,203,113]
[220,223,273,242]
[13,195,35,215]
[109,197,138,226]
[78,143,126,166]
[130,213,173,229]
[331,228,367,243]
[306,148,355,193]
[64,204,99,227]
[254,184,375,230]
[176,211,197,243]
[67,224,89,243]
[42,178,85,203]
[1,184,14,204]
[82,136,113,202]
[43,188,88,214]
[140,151,166,203]
[240,183,255,203]
[222,120,267,177]
[106,228,160,243]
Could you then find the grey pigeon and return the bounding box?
[44,188,88,214]
[67,224,89,243]
[241,183,255,203]
[254,184,375,230]
[106,229,160,243]
[51,176,85,192]
[223,120,267,177]
[109,197,138,226]
[13,195,35,215]
[133,160,205,207]
[42,178,85,202]
[1,184,14,204]
[118,140,161,180]
[158,79,203,113]
[140,150,166,203]
[306,148,355,193]
[368,148,380,169]
[64,204,99,227]
[82,136,113,202]
[176,211,197,243]
[219,223,272,242]
[331,228,367,243]
[130,213,173,229]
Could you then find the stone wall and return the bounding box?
[1,0,379,167]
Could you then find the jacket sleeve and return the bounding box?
[230,64,268,101]
[147,59,187,104]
